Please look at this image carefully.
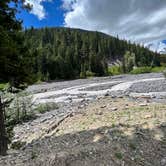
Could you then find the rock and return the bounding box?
[139,103,148,106]
[101,105,107,108]
[95,111,103,115]
[161,157,166,166]
[110,107,118,111]
[93,133,104,142]
[104,91,110,96]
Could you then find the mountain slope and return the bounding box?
[24,27,160,80]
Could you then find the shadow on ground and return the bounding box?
[3,121,165,166]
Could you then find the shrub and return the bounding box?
[80,72,86,79]
[86,71,95,77]
[35,102,59,114]
[108,66,123,75]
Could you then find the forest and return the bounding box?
[22,27,160,81]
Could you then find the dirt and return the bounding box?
[1,97,166,166]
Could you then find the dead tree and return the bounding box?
[0,96,8,156]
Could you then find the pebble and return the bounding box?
[110,107,118,111]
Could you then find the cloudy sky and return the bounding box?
[21,0,166,44]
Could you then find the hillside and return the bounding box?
[23,27,160,81]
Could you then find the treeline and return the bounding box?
[23,27,160,81]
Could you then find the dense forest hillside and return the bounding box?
[24,27,160,81]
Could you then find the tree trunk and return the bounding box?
[0,96,8,156]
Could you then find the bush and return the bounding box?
[35,102,59,114]
[108,66,123,75]
[86,71,95,77]
[80,72,86,79]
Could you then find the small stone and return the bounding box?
[139,103,148,106]
[110,107,118,111]
[96,111,103,115]
[101,105,106,108]
[161,157,166,166]
[93,133,104,142]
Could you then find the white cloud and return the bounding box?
[25,0,52,20]
[63,0,166,43]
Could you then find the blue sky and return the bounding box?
[17,0,64,28]
[17,0,166,44]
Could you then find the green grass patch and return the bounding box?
[130,67,152,74]
[0,83,8,90]
[130,66,166,74]
[151,66,166,72]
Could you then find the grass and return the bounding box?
[151,66,166,72]
[0,83,8,90]
[130,67,152,74]
[108,66,166,76]
[130,66,166,74]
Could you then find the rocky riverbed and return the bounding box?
[1,73,166,166]
[12,73,166,145]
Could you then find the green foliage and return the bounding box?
[123,51,136,73]
[151,66,166,72]
[0,83,9,91]
[0,1,35,88]
[35,102,59,114]
[130,66,166,74]
[130,67,152,74]
[86,71,95,77]
[108,66,123,75]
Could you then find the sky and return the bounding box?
[18,0,166,44]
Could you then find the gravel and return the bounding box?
[1,73,166,165]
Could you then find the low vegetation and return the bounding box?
[130,66,166,74]
[35,102,59,114]
[108,66,123,75]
